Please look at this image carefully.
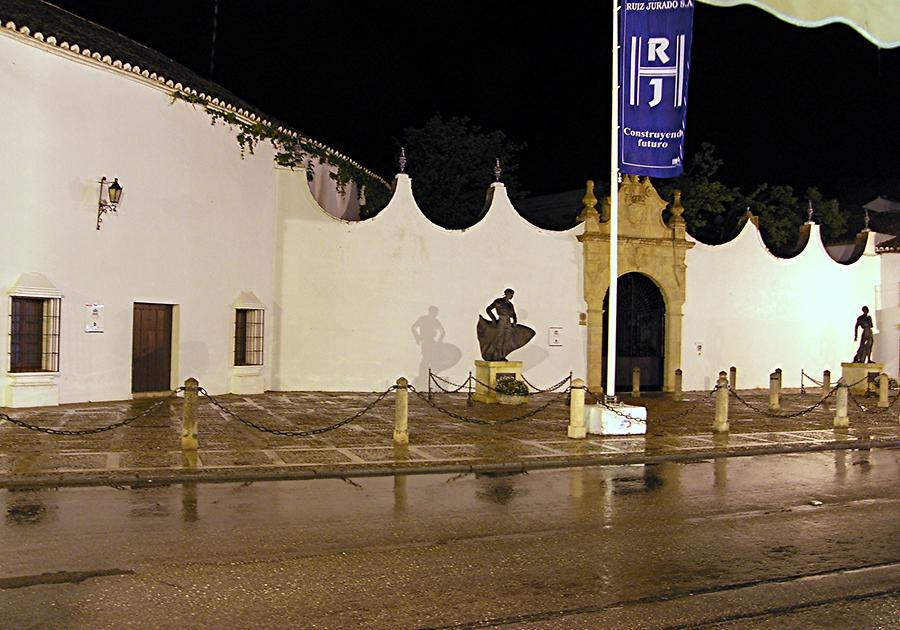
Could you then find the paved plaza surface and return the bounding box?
[1,385,898,487]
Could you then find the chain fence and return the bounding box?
[2,369,894,442]
[521,373,573,393]
[429,372,471,394]
[0,388,184,436]
[726,383,839,419]
[428,370,571,396]
[198,386,397,437]
[584,388,648,424]
[800,370,825,394]
[849,388,900,416]
[409,384,570,426]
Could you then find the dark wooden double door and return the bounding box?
[132,303,173,393]
[602,273,665,392]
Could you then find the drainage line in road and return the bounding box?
[419,560,900,629]
[1,437,899,490]
[664,585,900,629]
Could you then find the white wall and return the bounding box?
[0,33,277,403]
[874,252,899,377]
[682,221,882,390]
[274,173,587,392]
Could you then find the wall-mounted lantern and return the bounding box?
[97,176,123,230]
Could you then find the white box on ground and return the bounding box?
[584,403,647,435]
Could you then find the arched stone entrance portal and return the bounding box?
[602,273,666,391]
[577,176,693,393]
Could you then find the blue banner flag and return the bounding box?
[619,1,694,178]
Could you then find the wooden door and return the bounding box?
[132,303,173,393]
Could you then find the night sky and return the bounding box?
[48,1,900,210]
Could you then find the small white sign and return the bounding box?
[85,304,104,333]
[548,327,563,347]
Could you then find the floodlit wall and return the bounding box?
[874,252,899,377]
[274,172,587,392]
[0,32,277,404]
[682,221,882,390]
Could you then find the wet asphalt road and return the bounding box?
[1,449,899,629]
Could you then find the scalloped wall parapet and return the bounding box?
[274,169,586,392]
[682,216,884,391]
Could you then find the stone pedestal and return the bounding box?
[585,403,647,435]
[473,360,522,404]
[841,362,884,395]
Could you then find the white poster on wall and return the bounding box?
[85,304,104,333]
[548,327,562,347]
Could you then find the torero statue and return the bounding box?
[853,305,874,363]
[476,288,536,361]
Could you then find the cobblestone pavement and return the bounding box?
[0,386,897,486]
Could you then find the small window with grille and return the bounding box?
[9,296,61,372]
[234,308,264,366]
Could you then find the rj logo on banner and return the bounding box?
[628,35,687,108]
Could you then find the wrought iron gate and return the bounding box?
[602,273,665,391]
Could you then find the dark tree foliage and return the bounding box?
[398,115,526,229]
[655,143,847,252]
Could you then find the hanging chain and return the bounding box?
[409,385,568,425]
[849,388,900,415]
[429,373,471,393]
[199,386,397,437]
[0,388,184,435]
[726,384,839,419]
[521,374,572,393]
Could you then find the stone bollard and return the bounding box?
[568,378,586,439]
[878,373,889,408]
[393,377,409,445]
[673,369,683,402]
[729,366,737,391]
[631,367,641,398]
[834,381,849,428]
[768,371,781,412]
[822,369,831,397]
[713,371,729,433]
[181,377,199,451]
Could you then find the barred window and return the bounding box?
[9,296,61,372]
[234,308,264,366]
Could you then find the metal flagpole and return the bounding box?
[607,0,620,401]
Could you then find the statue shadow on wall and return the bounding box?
[411,306,462,389]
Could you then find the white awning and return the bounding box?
[700,1,900,48]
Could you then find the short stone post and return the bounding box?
[673,369,683,402]
[568,378,586,439]
[631,367,640,398]
[427,369,433,400]
[181,377,199,451]
[768,371,781,412]
[713,371,729,433]
[729,366,737,391]
[393,377,409,445]
[878,373,889,408]
[822,369,831,397]
[833,381,849,428]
